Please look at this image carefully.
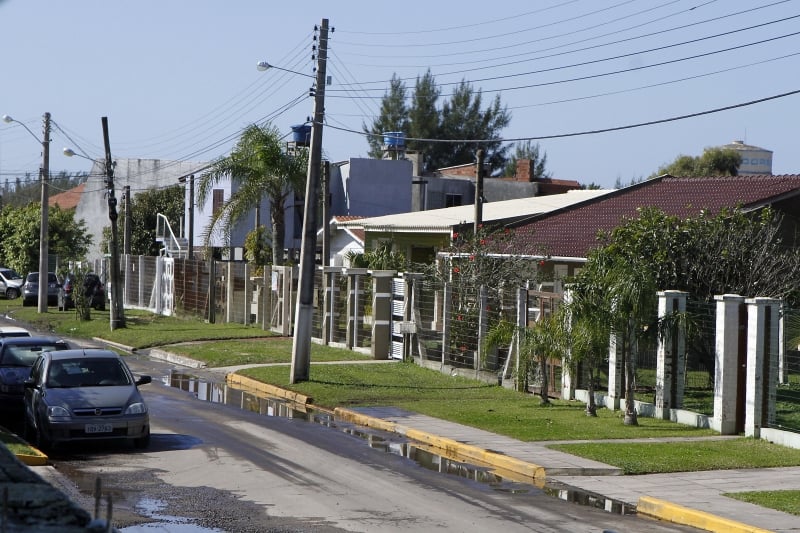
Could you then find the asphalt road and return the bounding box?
[38,353,698,533]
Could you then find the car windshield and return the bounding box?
[0,269,22,280]
[0,344,66,367]
[47,358,131,388]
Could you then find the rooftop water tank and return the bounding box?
[722,140,773,175]
[382,131,405,148]
[291,124,312,146]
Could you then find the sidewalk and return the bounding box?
[337,406,800,533]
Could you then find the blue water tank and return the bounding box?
[291,124,312,146]
[383,131,405,148]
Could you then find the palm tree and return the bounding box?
[197,124,308,265]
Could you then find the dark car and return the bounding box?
[0,336,69,419]
[59,273,105,311]
[23,349,151,451]
[22,272,60,307]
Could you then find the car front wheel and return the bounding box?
[5,288,19,299]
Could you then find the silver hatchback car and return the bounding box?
[23,349,151,450]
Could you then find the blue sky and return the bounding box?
[1,0,798,192]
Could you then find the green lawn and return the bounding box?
[725,490,800,516]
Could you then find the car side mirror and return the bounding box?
[23,378,36,389]
[136,375,152,386]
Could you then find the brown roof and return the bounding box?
[508,174,800,259]
[332,215,365,243]
[48,183,85,210]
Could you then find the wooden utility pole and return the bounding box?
[102,117,125,329]
[291,18,329,383]
[37,113,51,313]
[474,149,485,233]
[322,160,330,267]
[188,174,195,258]
[123,185,132,254]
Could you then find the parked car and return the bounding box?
[22,272,60,307]
[0,326,31,338]
[58,273,105,311]
[0,268,23,300]
[0,336,69,419]
[23,349,151,450]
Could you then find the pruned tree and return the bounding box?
[503,140,551,179]
[653,147,742,178]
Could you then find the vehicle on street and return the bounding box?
[22,272,60,307]
[0,268,23,300]
[0,336,69,419]
[58,273,105,311]
[0,326,30,338]
[23,349,152,451]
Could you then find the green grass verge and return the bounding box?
[725,490,800,516]
[167,338,373,367]
[0,427,38,456]
[548,439,800,474]
[5,304,268,349]
[239,362,716,442]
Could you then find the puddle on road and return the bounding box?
[165,371,634,516]
[120,498,223,532]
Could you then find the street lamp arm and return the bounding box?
[256,61,313,78]
[3,115,41,144]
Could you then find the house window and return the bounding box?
[445,194,462,207]
[212,189,224,215]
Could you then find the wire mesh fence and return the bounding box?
[775,306,800,433]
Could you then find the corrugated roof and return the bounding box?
[337,189,612,233]
[508,174,800,259]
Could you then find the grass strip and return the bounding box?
[725,490,800,516]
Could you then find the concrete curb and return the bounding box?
[333,407,546,481]
[637,496,773,533]
[91,337,135,353]
[226,373,311,405]
[16,449,48,467]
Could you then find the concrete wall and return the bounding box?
[76,158,207,261]
[331,158,413,216]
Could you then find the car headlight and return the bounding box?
[125,402,147,415]
[46,405,71,420]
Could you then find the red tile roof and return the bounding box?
[508,174,800,259]
[333,215,365,243]
[48,183,84,210]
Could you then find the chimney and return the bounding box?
[516,158,534,182]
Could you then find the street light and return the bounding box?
[256,61,313,77]
[3,113,50,313]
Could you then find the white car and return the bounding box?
[0,268,23,300]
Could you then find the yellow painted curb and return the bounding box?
[333,408,546,481]
[638,496,774,533]
[225,373,311,405]
[16,450,48,467]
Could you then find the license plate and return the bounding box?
[85,423,113,434]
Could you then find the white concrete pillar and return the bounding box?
[442,283,452,367]
[744,297,781,438]
[370,270,396,360]
[607,334,623,411]
[713,294,745,435]
[476,285,488,372]
[655,290,687,419]
[561,289,576,401]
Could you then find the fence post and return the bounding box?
[744,297,781,438]
[207,260,216,324]
[442,283,452,368]
[655,290,688,419]
[154,257,164,315]
[561,288,575,400]
[244,263,251,326]
[138,255,146,308]
[261,267,269,330]
[370,270,395,359]
[225,262,234,324]
[476,285,488,374]
[713,294,745,435]
[345,268,367,350]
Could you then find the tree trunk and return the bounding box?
[623,324,638,425]
[270,195,286,266]
[585,367,597,417]
[538,355,550,405]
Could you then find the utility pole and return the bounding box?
[188,174,195,259]
[474,149,484,234]
[102,117,125,329]
[322,160,330,267]
[37,112,51,313]
[123,185,132,254]
[291,18,329,383]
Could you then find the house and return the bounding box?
[336,189,612,264]
[70,158,208,262]
[49,183,84,210]
[503,174,800,285]
[317,215,365,267]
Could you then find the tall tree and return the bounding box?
[197,124,307,265]
[503,140,551,179]
[365,71,511,174]
[363,74,409,158]
[653,147,741,178]
[0,204,91,275]
[102,185,185,256]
